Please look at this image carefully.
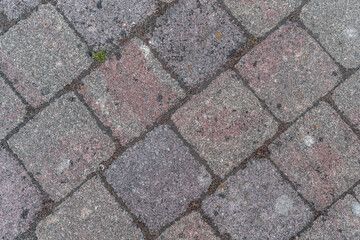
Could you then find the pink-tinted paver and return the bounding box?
[0,148,41,240]
[8,93,115,200]
[172,70,277,177]
[158,212,219,240]
[236,21,340,122]
[270,102,360,210]
[203,159,311,240]
[81,38,184,145]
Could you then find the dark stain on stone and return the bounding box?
[97,0,102,9]
[21,209,29,219]
[115,52,122,60]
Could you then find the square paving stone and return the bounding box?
[0,4,91,107]
[36,176,144,240]
[0,148,41,240]
[8,93,115,200]
[158,212,219,240]
[301,0,360,68]
[57,0,157,49]
[203,159,311,240]
[269,102,360,210]
[172,70,277,177]
[0,0,40,29]
[105,125,211,231]
[0,76,26,139]
[223,0,301,37]
[236,22,340,122]
[149,0,246,87]
[80,38,184,145]
[333,70,360,129]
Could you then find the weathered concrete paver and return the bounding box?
[301,0,360,68]
[203,159,311,240]
[223,0,301,37]
[236,22,340,122]
[172,70,277,177]
[150,0,247,87]
[80,38,184,145]
[270,102,360,210]
[0,148,41,240]
[8,93,115,200]
[0,76,26,139]
[36,176,144,240]
[0,4,91,107]
[105,126,211,231]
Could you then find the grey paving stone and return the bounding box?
[203,159,311,240]
[172,70,277,177]
[8,93,115,200]
[105,125,211,231]
[301,0,360,68]
[0,4,91,107]
[36,176,144,240]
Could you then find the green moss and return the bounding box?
[92,50,106,63]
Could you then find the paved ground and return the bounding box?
[0,0,359,239]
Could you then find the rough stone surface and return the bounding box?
[0,4,91,107]
[333,70,360,128]
[236,21,340,122]
[203,159,311,240]
[158,212,219,240]
[57,0,157,49]
[8,93,115,200]
[0,148,41,240]
[0,77,26,139]
[105,126,211,231]
[301,0,360,68]
[150,0,246,87]
[80,38,184,145]
[172,70,277,177]
[0,0,41,29]
[36,176,144,240]
[270,102,360,210]
[223,0,301,37]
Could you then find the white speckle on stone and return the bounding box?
[352,202,360,217]
[344,27,358,39]
[275,195,294,215]
[303,135,316,147]
[282,55,288,62]
[57,159,72,174]
[140,44,151,59]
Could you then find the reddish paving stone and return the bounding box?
[105,126,211,231]
[57,0,157,49]
[172,70,277,177]
[0,4,91,107]
[333,70,360,129]
[8,93,115,200]
[0,0,41,29]
[36,177,144,240]
[203,159,311,240]
[0,76,26,139]
[269,102,360,210]
[236,22,340,122]
[80,38,184,145]
[158,212,219,240]
[223,0,301,37]
[0,148,41,240]
[149,0,246,87]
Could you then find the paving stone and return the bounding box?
[105,126,211,231]
[80,38,184,145]
[0,76,26,139]
[158,212,218,240]
[301,0,360,68]
[36,176,144,240]
[203,159,311,240]
[172,70,277,177]
[0,0,41,29]
[8,93,115,200]
[299,194,360,239]
[333,70,360,129]
[0,4,91,107]
[0,148,41,240]
[269,102,360,210]
[223,0,301,37]
[236,22,340,122]
[149,0,246,87]
[57,0,157,50]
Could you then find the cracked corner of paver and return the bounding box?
[8,92,115,200]
[36,176,144,239]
